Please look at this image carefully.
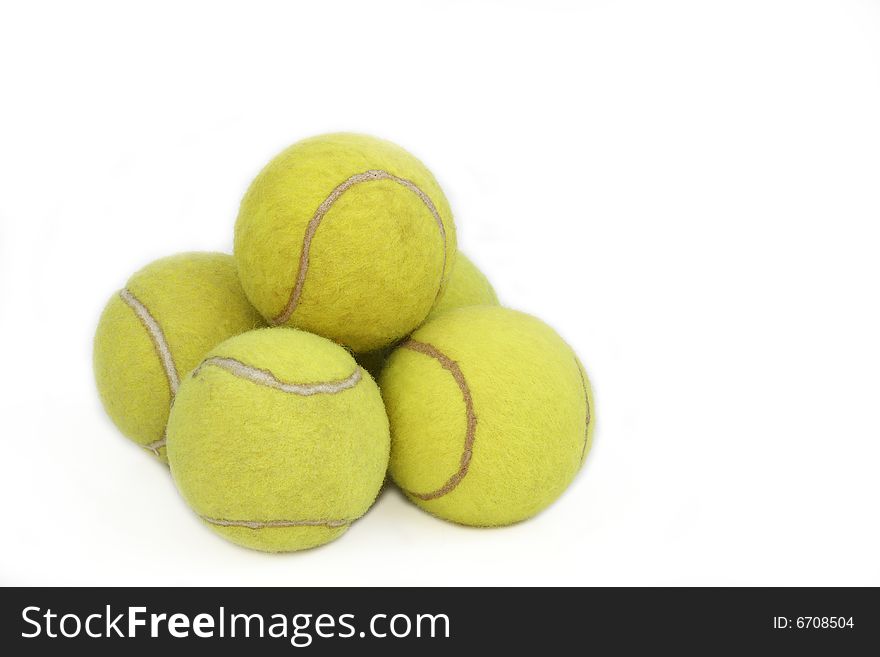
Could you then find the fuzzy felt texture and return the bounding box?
[353,253,498,378]
[166,328,390,552]
[93,253,265,461]
[234,133,457,352]
[380,307,594,527]
[428,252,499,320]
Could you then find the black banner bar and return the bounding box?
[1,587,876,654]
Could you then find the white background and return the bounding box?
[1,0,878,586]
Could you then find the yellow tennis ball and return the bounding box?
[166,327,390,552]
[93,252,264,461]
[380,306,594,527]
[428,252,499,320]
[234,133,457,352]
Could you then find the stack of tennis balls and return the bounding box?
[94,132,594,552]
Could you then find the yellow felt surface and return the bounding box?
[94,294,170,448]
[428,252,499,320]
[166,328,390,552]
[381,307,594,527]
[234,133,456,352]
[93,252,264,461]
[354,253,498,378]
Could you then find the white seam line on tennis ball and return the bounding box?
[400,339,476,501]
[119,288,180,396]
[271,169,448,325]
[200,517,353,530]
[145,435,166,456]
[575,360,592,461]
[193,356,362,395]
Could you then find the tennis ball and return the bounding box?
[428,252,499,320]
[380,306,594,527]
[234,133,457,353]
[93,252,264,461]
[166,327,390,552]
